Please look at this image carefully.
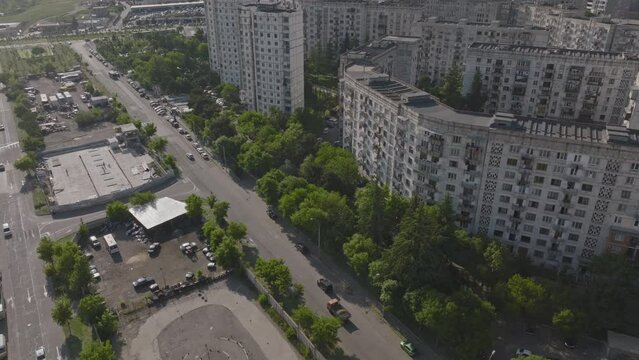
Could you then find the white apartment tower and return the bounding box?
[205,0,304,112]
[341,64,639,270]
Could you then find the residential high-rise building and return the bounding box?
[205,0,304,112]
[411,17,549,85]
[341,64,639,270]
[463,43,639,125]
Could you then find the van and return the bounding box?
[0,334,7,359]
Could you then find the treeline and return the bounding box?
[95,30,218,94]
[1,75,45,152]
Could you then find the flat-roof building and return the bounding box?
[128,197,188,230]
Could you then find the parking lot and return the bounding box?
[27,76,115,149]
[85,225,217,307]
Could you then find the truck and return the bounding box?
[327,298,350,322]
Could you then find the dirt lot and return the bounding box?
[27,77,115,149]
[84,226,216,308]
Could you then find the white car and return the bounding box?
[35,346,46,359]
[2,223,11,238]
[90,235,100,247]
[515,348,533,357]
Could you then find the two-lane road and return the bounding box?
[72,41,439,360]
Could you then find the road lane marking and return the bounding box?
[43,285,47,297]
[27,288,31,303]
[57,346,62,360]
[6,297,13,309]
[0,141,18,151]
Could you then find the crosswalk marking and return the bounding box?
[0,142,19,151]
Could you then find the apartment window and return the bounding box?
[529,201,539,208]
[507,158,518,166]
[577,197,590,205]
[449,160,458,168]
[575,209,586,218]
[565,245,576,254]
[496,219,506,227]
[572,222,583,229]
[573,154,582,162]
[523,225,534,233]
[509,145,521,153]
[557,152,567,160]
[534,176,545,184]
[494,230,503,238]
[521,235,531,243]
[542,215,552,223]
[498,207,508,214]
[536,163,548,171]
[582,184,593,192]
[631,162,639,171]
[525,213,537,221]
[445,184,455,192]
[614,216,623,224]
[536,239,547,247]
[589,157,601,166]
[532,188,542,196]
[448,172,457,180]
[533,250,544,258]
[553,165,564,173]
[505,171,516,179]
[539,227,550,235]
[499,195,510,203]
[562,256,573,265]
[622,190,631,199]
[626,177,635,185]
[619,204,627,212]
[502,183,513,191]
[547,191,559,200]
[450,148,460,156]
[550,179,561,186]
[452,135,462,143]
[539,150,550,158]
[568,233,579,242]
[544,204,555,212]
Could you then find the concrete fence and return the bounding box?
[39,139,109,157]
[244,269,328,360]
[50,169,176,213]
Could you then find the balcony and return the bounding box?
[462,180,478,189]
[512,202,525,212]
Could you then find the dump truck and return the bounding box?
[327,298,350,322]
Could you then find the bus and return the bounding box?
[104,234,119,254]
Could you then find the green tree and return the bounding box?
[78,294,107,323]
[343,234,379,277]
[31,46,46,57]
[552,309,579,340]
[206,194,217,209]
[512,356,548,360]
[300,144,361,196]
[379,279,401,311]
[214,237,242,269]
[51,296,73,330]
[278,176,308,196]
[505,274,546,319]
[438,64,464,109]
[465,70,486,111]
[37,236,55,263]
[292,305,317,331]
[201,219,218,239]
[354,183,386,245]
[310,316,341,352]
[185,194,203,221]
[14,153,37,174]
[79,340,116,360]
[106,201,129,222]
[129,191,156,206]
[208,227,226,250]
[141,122,157,139]
[256,169,286,205]
[226,222,247,241]
[254,258,292,298]
[96,310,119,339]
[213,201,230,225]
[216,83,240,103]
[238,142,273,176]
[164,154,177,170]
[147,137,168,153]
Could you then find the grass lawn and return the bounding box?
[0,43,79,76]
[33,185,51,216]
[0,0,81,25]
[63,316,93,359]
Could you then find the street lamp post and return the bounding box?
[489,350,496,360]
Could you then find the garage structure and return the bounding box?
[128,197,188,235]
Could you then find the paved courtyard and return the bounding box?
[124,279,300,360]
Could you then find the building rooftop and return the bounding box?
[469,42,639,61]
[128,197,187,230]
[608,330,639,356]
[344,64,638,145]
[420,16,546,30]
[130,1,203,10]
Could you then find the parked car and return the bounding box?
[295,243,308,254]
[84,252,93,260]
[515,348,533,357]
[207,262,216,270]
[400,340,417,357]
[317,278,333,293]
[186,153,195,160]
[132,277,155,289]
[0,164,5,172]
[2,223,11,238]
[201,153,210,160]
[35,346,46,360]
[185,134,192,141]
[90,235,100,248]
[267,205,277,219]
[147,242,161,254]
[185,272,194,281]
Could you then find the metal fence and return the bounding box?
[244,269,327,360]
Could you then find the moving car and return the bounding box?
[35,346,46,360]
[317,278,333,293]
[186,153,195,160]
[0,124,4,131]
[2,223,10,238]
[0,164,4,172]
[132,277,155,289]
[400,340,417,357]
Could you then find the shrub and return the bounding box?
[257,293,269,308]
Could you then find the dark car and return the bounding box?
[0,164,5,172]
[132,276,155,289]
[317,278,333,293]
[267,205,277,219]
[295,243,309,254]
[564,338,576,349]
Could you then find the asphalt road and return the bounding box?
[72,41,440,360]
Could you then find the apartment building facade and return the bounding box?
[341,64,639,270]
[300,0,510,55]
[205,0,304,112]
[463,43,639,125]
[411,17,549,85]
